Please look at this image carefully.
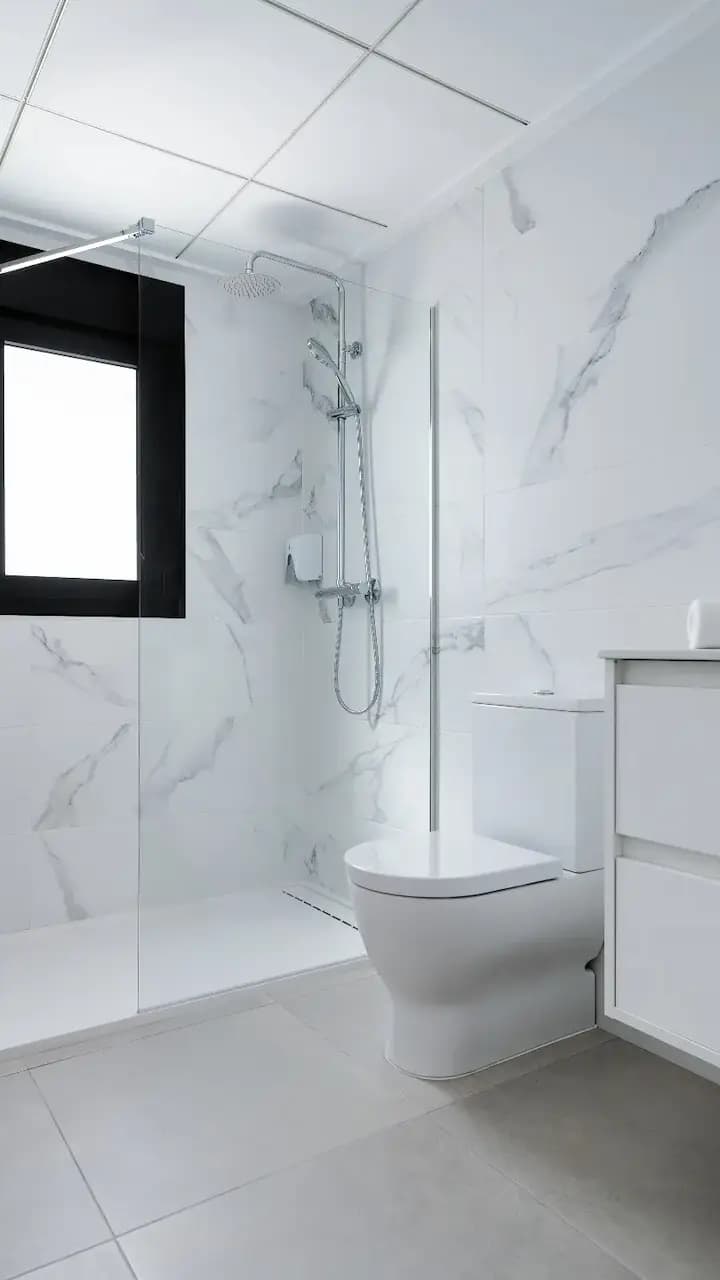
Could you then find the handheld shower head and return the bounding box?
[223,265,280,299]
[306,338,359,413]
[306,337,337,370]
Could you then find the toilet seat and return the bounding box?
[345,832,561,899]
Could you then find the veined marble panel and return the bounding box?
[0,617,136,730]
[481,605,688,701]
[483,22,720,494]
[0,719,137,838]
[139,794,304,910]
[29,824,139,929]
[485,446,720,615]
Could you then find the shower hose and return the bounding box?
[333,408,382,716]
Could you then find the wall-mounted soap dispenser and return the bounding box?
[285,534,323,585]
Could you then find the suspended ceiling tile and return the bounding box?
[0,0,60,98]
[261,53,520,224]
[281,0,414,43]
[207,180,389,271]
[379,0,699,121]
[30,0,362,175]
[0,108,240,237]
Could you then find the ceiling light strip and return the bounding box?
[175,0,424,260]
[0,0,71,171]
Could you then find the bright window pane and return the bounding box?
[3,345,137,579]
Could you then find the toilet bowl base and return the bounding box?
[384,966,597,1079]
[350,871,604,1081]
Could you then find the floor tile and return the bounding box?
[435,1039,720,1280]
[23,1243,132,1278]
[275,970,612,1106]
[121,1113,637,1279]
[0,1074,109,1280]
[32,1003,426,1235]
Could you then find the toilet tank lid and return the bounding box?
[472,691,604,713]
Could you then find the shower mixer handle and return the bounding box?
[315,579,381,606]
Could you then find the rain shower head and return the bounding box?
[223,265,280,299]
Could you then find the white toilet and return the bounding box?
[345,692,605,1079]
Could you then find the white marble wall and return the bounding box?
[364,18,720,835]
[0,617,138,932]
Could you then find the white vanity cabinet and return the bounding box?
[604,651,720,1071]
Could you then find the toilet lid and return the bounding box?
[345,833,561,899]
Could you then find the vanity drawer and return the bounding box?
[616,857,720,1054]
[615,684,720,856]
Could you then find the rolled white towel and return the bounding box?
[687,599,720,649]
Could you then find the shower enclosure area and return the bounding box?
[0,219,430,1051]
[137,236,430,1009]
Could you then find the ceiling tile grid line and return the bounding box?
[258,0,373,49]
[21,99,387,229]
[29,102,386,230]
[174,0,427,258]
[375,51,528,125]
[0,0,71,170]
[258,0,529,122]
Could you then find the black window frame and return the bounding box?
[0,239,185,618]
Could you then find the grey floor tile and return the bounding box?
[275,970,612,1107]
[0,1074,109,1280]
[32,1003,426,1235]
[22,1243,132,1278]
[435,1038,720,1280]
[121,1112,637,1279]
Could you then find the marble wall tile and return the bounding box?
[29,825,139,929]
[0,617,136,730]
[438,730,474,836]
[482,606,689,700]
[484,447,720,616]
[139,794,305,909]
[438,499,484,620]
[0,719,137,838]
[483,24,720,496]
[0,834,32,934]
